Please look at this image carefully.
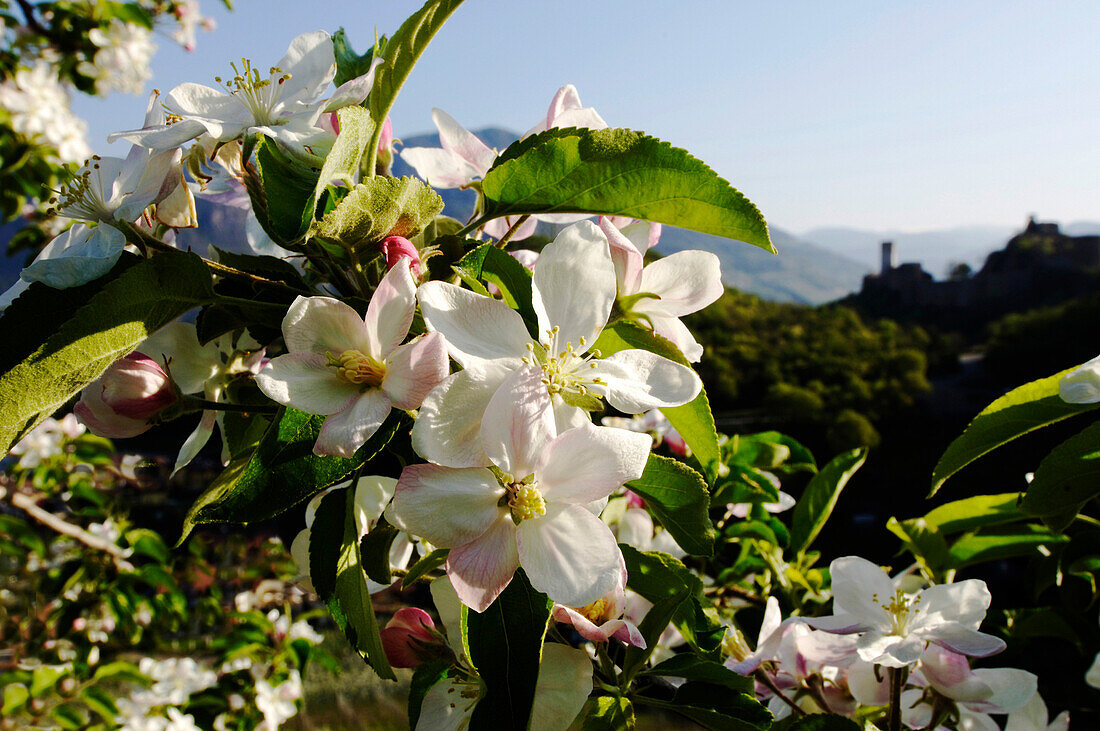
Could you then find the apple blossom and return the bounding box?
[551,559,644,648]
[389,366,652,611]
[804,556,1005,668]
[598,216,723,362]
[602,409,688,456]
[0,60,92,164]
[380,608,451,668]
[523,84,608,138]
[1059,354,1100,403]
[75,353,177,439]
[414,221,701,467]
[257,259,448,457]
[380,235,422,277]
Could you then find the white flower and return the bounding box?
[389,366,652,611]
[414,221,701,468]
[0,61,91,163]
[8,414,84,468]
[256,670,302,730]
[805,556,1005,668]
[170,1,216,52]
[597,217,722,362]
[610,505,685,559]
[78,20,156,95]
[110,31,380,152]
[256,260,448,457]
[1059,353,1100,404]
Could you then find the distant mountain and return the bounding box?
[1063,221,1100,237]
[801,225,1016,280]
[396,128,868,304]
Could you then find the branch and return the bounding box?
[6,490,134,572]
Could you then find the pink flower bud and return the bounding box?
[75,353,176,439]
[380,607,440,668]
[380,236,422,277]
[378,117,393,156]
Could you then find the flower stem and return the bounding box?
[178,397,277,415]
[754,670,805,716]
[888,666,904,731]
[494,215,531,248]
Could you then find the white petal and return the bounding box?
[107,118,207,149]
[21,225,125,289]
[924,624,1005,659]
[314,390,392,457]
[828,556,895,628]
[969,668,1037,713]
[173,410,217,475]
[483,214,538,242]
[417,281,531,369]
[855,630,924,668]
[411,364,510,467]
[538,422,651,505]
[382,332,449,410]
[1060,354,1100,403]
[599,216,644,294]
[447,515,521,613]
[480,366,555,478]
[400,146,480,189]
[390,465,504,547]
[275,30,336,106]
[139,322,219,394]
[913,579,992,631]
[530,644,594,731]
[429,576,466,660]
[256,353,362,415]
[364,258,416,358]
[532,221,616,348]
[590,349,701,412]
[637,251,724,317]
[517,504,621,608]
[846,660,890,706]
[323,57,383,111]
[644,314,704,363]
[353,475,398,531]
[281,295,371,356]
[416,676,479,731]
[433,108,496,176]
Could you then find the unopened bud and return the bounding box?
[380,607,445,668]
[380,236,422,278]
[75,353,176,438]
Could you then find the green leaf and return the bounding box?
[408,661,452,729]
[252,137,320,244]
[744,431,817,471]
[582,696,635,730]
[930,368,1100,495]
[2,683,28,714]
[311,176,443,249]
[1020,421,1100,516]
[712,465,782,506]
[316,106,375,195]
[360,516,399,585]
[789,448,867,554]
[180,409,404,541]
[627,454,715,556]
[920,493,1026,535]
[465,569,551,730]
[310,488,395,679]
[124,528,169,563]
[482,127,772,252]
[93,661,148,685]
[592,321,720,476]
[635,683,771,731]
[332,28,383,87]
[786,715,862,731]
[886,517,950,577]
[640,656,753,693]
[50,703,85,730]
[103,2,154,29]
[622,583,691,682]
[947,525,1070,569]
[402,547,450,589]
[452,243,538,337]
[80,686,119,722]
[0,250,214,452]
[367,0,465,172]
[212,246,310,290]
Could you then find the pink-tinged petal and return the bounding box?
[400,146,480,188]
[609,621,647,648]
[314,390,392,457]
[794,627,861,666]
[483,214,538,242]
[828,556,895,628]
[517,504,621,608]
[282,296,371,356]
[637,251,724,318]
[323,57,383,111]
[380,607,437,668]
[74,396,149,439]
[552,107,608,130]
[532,222,616,349]
[447,516,521,613]
[599,217,644,294]
[480,366,555,478]
[920,645,986,699]
[274,30,336,105]
[417,281,531,368]
[899,689,934,730]
[433,108,496,176]
[390,465,504,547]
[800,614,875,635]
[173,409,217,475]
[589,350,701,412]
[846,660,891,706]
[924,623,1005,659]
[410,364,509,467]
[382,332,448,409]
[256,353,362,415]
[538,422,651,504]
[912,579,992,631]
[970,668,1037,713]
[364,258,416,358]
[552,606,645,648]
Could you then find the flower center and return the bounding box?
[495,471,546,523]
[522,326,606,409]
[327,349,386,387]
[872,589,921,635]
[214,59,289,126]
[49,156,114,222]
[577,597,610,623]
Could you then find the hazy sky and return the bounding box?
[73,1,1099,234]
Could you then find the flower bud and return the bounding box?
[380,607,444,668]
[376,117,395,174]
[75,353,176,438]
[380,235,422,277]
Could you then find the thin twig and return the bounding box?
[754,669,805,716]
[888,666,903,731]
[7,491,134,572]
[494,215,531,248]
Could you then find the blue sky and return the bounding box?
[73,1,1100,234]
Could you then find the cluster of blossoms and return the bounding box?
[724,557,1068,729]
[77,18,158,96]
[0,60,92,164]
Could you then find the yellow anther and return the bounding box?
[328,349,386,386]
[510,485,547,522]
